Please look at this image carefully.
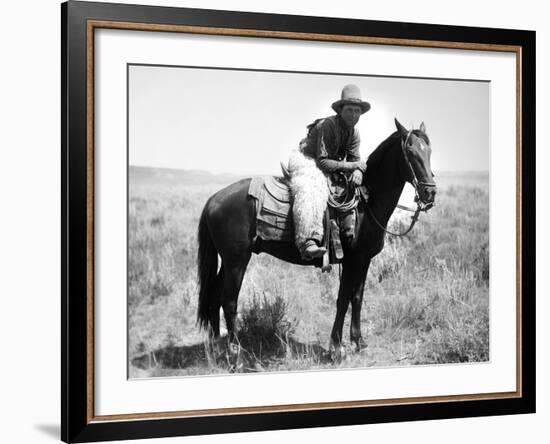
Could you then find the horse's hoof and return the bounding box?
[229,357,244,373]
[351,337,368,353]
[329,343,347,364]
[226,342,243,372]
[227,342,240,355]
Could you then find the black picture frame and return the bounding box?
[61,1,536,442]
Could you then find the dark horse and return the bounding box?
[197,118,436,359]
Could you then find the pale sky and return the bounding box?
[129,64,489,175]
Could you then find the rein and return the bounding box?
[367,130,435,237]
[368,203,422,237]
[400,130,437,191]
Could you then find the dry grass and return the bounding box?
[128,169,489,377]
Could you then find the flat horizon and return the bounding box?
[129,164,490,177]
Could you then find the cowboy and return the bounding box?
[288,84,370,260]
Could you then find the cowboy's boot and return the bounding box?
[301,239,326,260]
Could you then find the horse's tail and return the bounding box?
[197,204,218,330]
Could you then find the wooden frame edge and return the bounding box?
[90,391,520,423]
[86,18,95,424]
[84,18,525,424]
[89,19,521,52]
[516,46,523,398]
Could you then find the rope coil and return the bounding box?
[326,173,360,212]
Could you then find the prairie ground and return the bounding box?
[128,167,489,378]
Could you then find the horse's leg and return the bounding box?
[330,280,350,349]
[207,264,224,338]
[220,255,250,336]
[330,255,369,359]
[203,178,255,369]
[330,264,352,361]
[349,258,370,352]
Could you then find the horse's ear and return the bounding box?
[394,118,408,138]
[419,121,426,133]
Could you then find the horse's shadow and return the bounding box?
[131,342,208,371]
[131,337,332,373]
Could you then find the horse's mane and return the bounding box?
[366,131,400,172]
[366,129,430,171]
[365,129,429,187]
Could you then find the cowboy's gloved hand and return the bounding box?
[356,160,367,173]
[350,169,363,186]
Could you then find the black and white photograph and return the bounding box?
[128,65,490,378]
[0,0,541,442]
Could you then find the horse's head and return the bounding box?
[394,118,437,208]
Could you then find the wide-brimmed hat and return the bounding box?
[331,84,371,114]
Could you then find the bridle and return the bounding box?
[400,130,436,208]
[368,130,436,237]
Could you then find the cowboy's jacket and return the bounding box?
[299,114,361,174]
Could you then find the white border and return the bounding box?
[94,29,517,416]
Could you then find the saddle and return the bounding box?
[248,165,369,270]
[248,175,293,243]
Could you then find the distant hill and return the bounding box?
[130,165,489,188]
[435,171,489,179]
[433,170,489,189]
[129,166,242,186]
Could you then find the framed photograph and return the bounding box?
[61,1,535,442]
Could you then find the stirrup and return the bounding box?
[301,240,326,260]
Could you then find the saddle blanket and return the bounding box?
[248,176,294,242]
